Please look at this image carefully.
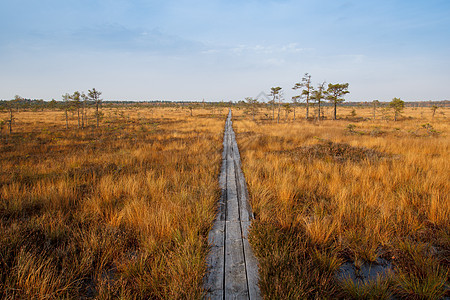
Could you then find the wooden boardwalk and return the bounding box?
[204,110,261,300]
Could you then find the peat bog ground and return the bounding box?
[0,104,449,299]
[0,107,226,299]
[234,106,449,299]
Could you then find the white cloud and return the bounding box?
[200,42,311,60]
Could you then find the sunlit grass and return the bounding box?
[0,106,227,299]
[235,105,450,298]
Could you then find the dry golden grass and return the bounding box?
[0,106,227,299]
[234,105,449,298]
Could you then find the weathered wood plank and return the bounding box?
[205,244,225,298]
[226,221,243,241]
[208,220,225,247]
[205,289,223,300]
[242,221,261,300]
[205,220,225,298]
[226,158,240,222]
[224,238,248,299]
[218,162,227,221]
[235,162,250,222]
[205,109,261,300]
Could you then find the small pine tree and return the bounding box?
[311,82,326,121]
[389,97,404,121]
[293,73,312,119]
[70,91,82,128]
[431,105,439,119]
[62,93,71,129]
[88,88,102,128]
[270,87,282,122]
[372,100,379,120]
[245,97,258,121]
[326,83,349,120]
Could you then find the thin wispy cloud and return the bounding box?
[2,25,205,55]
[0,0,449,101]
[201,43,310,56]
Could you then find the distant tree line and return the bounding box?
[244,73,351,122]
[0,88,103,134]
[61,88,103,129]
[242,73,449,122]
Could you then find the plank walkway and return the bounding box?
[204,110,261,300]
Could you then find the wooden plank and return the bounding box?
[219,159,227,188]
[235,162,250,222]
[205,112,229,299]
[228,111,261,300]
[226,221,243,241]
[242,221,261,300]
[226,156,240,222]
[205,289,223,300]
[208,220,225,247]
[218,189,227,221]
[217,158,227,221]
[205,109,261,299]
[205,244,225,298]
[221,133,228,160]
[224,238,249,299]
[205,220,225,298]
[230,130,253,222]
[232,138,241,162]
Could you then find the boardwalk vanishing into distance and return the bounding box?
[204,110,261,300]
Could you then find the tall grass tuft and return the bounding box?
[234,106,449,298]
[0,107,227,298]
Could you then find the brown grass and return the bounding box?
[234,105,450,298]
[0,106,227,299]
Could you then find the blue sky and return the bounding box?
[1,0,449,101]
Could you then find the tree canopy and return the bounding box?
[389,97,404,121]
[327,83,349,120]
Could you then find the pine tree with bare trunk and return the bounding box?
[291,96,300,121]
[88,88,102,128]
[8,107,13,135]
[277,90,284,123]
[390,97,404,121]
[0,120,4,142]
[326,83,349,120]
[293,73,312,120]
[431,105,439,119]
[311,82,326,121]
[372,100,379,120]
[270,87,282,123]
[70,91,81,128]
[7,95,22,134]
[62,93,71,129]
[81,93,89,128]
[283,103,291,121]
[246,97,258,121]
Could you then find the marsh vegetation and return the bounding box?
[0,101,448,299]
[234,106,449,299]
[0,106,227,298]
